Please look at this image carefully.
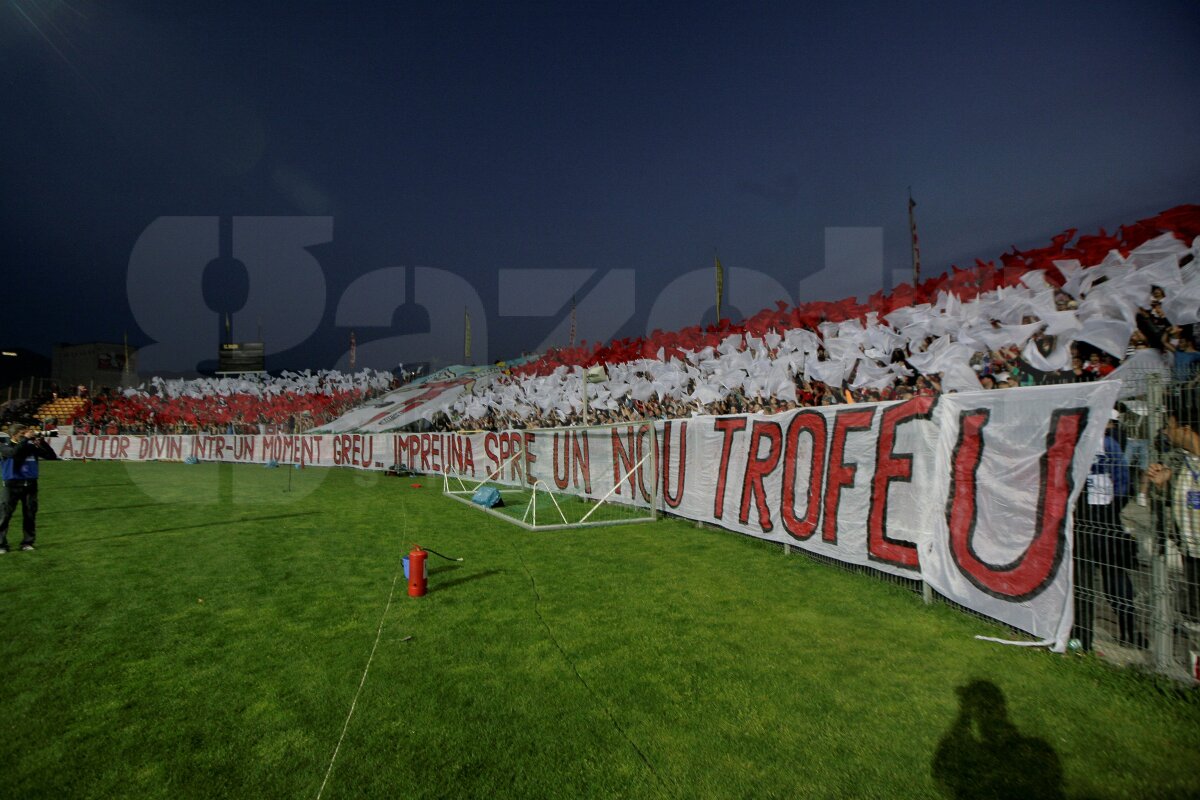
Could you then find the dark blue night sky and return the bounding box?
[2,1,1197,373]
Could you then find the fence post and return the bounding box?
[1146,375,1174,672]
[922,580,933,605]
[650,422,659,522]
[1150,535,1174,672]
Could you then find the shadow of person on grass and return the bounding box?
[932,679,1064,800]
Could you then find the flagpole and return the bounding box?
[714,249,724,325]
[464,307,472,364]
[908,188,921,286]
[122,332,132,388]
[569,295,577,348]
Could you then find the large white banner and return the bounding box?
[921,384,1118,647]
[51,381,1118,648]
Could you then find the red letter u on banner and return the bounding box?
[946,408,1086,600]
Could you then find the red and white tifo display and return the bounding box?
[52,379,1119,651]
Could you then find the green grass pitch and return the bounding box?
[2,460,1198,799]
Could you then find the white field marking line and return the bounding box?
[315,508,408,800]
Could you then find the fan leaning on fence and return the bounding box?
[1074,410,1140,651]
[1145,400,1200,630]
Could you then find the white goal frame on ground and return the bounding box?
[441,423,659,531]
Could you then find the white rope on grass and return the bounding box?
[315,508,408,800]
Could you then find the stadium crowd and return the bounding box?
[439,205,1200,431]
[70,370,394,435]
[18,205,1200,437]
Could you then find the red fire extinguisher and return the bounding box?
[407,546,428,597]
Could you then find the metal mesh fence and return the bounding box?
[1085,369,1200,681]
[780,541,924,594]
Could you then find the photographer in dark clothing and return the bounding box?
[0,424,58,553]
